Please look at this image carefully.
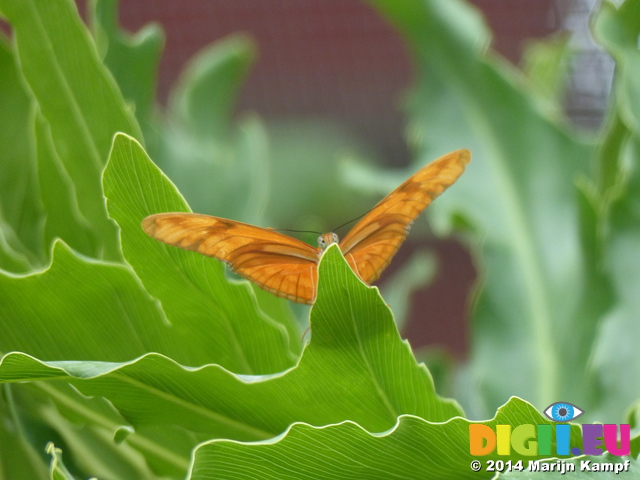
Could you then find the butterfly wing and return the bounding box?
[142,213,320,304]
[339,149,470,283]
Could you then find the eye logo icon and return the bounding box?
[544,402,584,422]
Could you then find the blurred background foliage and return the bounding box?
[1,0,640,477]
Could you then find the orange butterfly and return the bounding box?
[142,149,470,304]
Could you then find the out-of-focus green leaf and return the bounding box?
[521,34,572,119]
[20,380,192,479]
[157,35,278,223]
[33,113,97,259]
[0,217,34,273]
[234,116,272,225]
[89,0,164,130]
[0,388,49,479]
[158,32,375,229]
[367,0,610,420]
[593,0,640,133]
[188,397,574,480]
[39,384,164,480]
[587,0,640,423]
[0,37,42,268]
[414,347,458,400]
[46,443,77,480]
[168,34,253,141]
[590,138,640,421]
[592,0,640,192]
[0,0,141,260]
[103,133,301,373]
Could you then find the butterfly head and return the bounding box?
[318,232,339,251]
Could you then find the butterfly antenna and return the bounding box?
[273,228,322,236]
[332,212,366,234]
[272,217,367,236]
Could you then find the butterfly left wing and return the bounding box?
[339,149,470,283]
[142,213,320,304]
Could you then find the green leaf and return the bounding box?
[590,138,640,421]
[168,34,254,140]
[0,245,461,474]
[0,387,49,479]
[157,35,262,220]
[593,0,640,134]
[34,112,98,259]
[0,0,141,260]
[0,234,286,372]
[103,133,301,373]
[592,0,640,191]
[89,0,164,129]
[521,34,572,119]
[584,0,640,423]
[46,444,77,480]
[0,240,170,361]
[627,402,640,458]
[189,397,574,480]
[0,217,35,273]
[23,380,191,479]
[0,37,43,268]
[39,384,163,480]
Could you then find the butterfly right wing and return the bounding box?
[142,213,320,304]
[339,149,470,284]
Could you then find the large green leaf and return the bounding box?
[0,245,461,476]
[0,230,288,369]
[367,0,611,419]
[188,397,580,480]
[103,133,300,373]
[0,0,141,260]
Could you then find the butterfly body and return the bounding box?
[142,149,470,304]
